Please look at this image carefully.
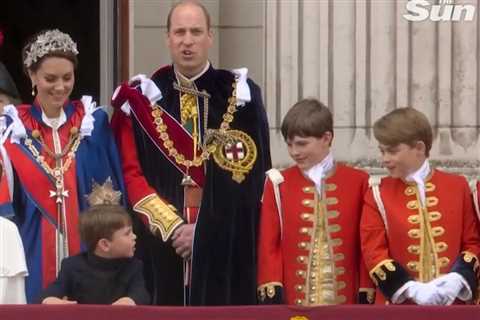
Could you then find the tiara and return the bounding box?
[24,29,79,68]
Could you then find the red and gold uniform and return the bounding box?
[257,164,374,305]
[361,169,480,304]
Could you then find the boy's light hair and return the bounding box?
[79,205,132,252]
[281,98,333,142]
[373,107,433,157]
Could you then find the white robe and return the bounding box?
[0,217,28,304]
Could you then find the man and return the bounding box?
[111,0,271,306]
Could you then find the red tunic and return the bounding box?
[257,164,372,305]
[361,169,480,304]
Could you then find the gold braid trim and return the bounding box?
[133,194,184,241]
[257,282,283,302]
[368,259,396,285]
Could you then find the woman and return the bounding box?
[0,29,125,303]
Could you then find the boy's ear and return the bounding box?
[415,140,426,155]
[97,238,111,252]
[323,131,333,144]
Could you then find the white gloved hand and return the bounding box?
[404,281,448,305]
[430,272,471,305]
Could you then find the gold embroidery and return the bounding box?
[325,183,337,191]
[369,259,395,284]
[290,316,309,320]
[425,182,436,192]
[334,253,345,261]
[325,197,338,205]
[301,213,313,221]
[327,210,339,219]
[211,129,257,183]
[133,194,183,241]
[438,257,450,267]
[405,186,416,196]
[429,211,442,221]
[431,226,445,237]
[331,238,343,247]
[407,261,418,272]
[304,192,336,306]
[257,282,283,302]
[426,197,439,207]
[408,229,420,238]
[435,242,448,253]
[328,224,341,233]
[408,215,420,224]
[86,178,122,206]
[408,245,420,255]
[302,199,314,207]
[302,186,315,193]
[407,200,419,210]
[336,267,345,275]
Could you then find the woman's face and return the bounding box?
[29,56,74,113]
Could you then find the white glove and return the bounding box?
[430,272,471,305]
[399,281,448,305]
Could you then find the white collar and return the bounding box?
[175,61,210,83]
[304,152,334,195]
[42,109,67,130]
[405,159,430,206]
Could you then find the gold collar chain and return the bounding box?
[24,131,82,181]
[152,81,237,168]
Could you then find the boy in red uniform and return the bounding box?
[361,107,480,305]
[257,99,374,305]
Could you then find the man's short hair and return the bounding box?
[79,205,132,252]
[281,98,333,141]
[167,0,211,32]
[373,107,433,157]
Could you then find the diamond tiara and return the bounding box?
[24,29,79,68]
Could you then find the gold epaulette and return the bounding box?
[133,194,184,241]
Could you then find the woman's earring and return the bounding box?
[31,84,36,96]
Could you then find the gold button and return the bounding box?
[298,242,308,249]
[295,285,304,292]
[295,299,303,305]
[296,270,306,277]
[299,227,309,235]
[297,256,306,263]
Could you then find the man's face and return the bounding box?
[378,142,426,179]
[166,3,213,78]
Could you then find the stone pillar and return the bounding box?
[265,0,480,176]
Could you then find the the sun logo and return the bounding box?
[403,0,476,22]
